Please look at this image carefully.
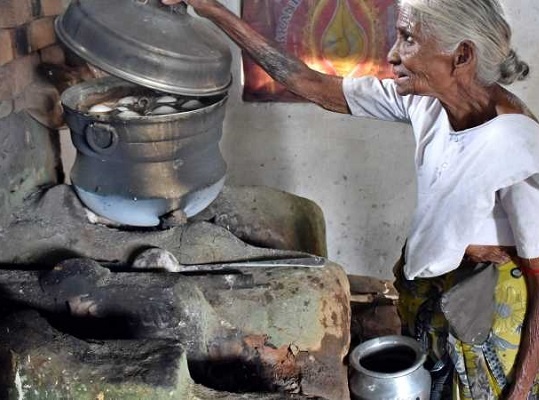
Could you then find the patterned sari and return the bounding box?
[395,260,539,399]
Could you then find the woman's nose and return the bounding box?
[387,41,400,65]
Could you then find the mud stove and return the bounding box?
[0,1,354,399]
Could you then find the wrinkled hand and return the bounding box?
[161,0,215,10]
[504,384,530,400]
[161,0,219,17]
[464,245,514,264]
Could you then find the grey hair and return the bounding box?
[399,0,529,85]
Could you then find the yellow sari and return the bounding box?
[396,260,539,399]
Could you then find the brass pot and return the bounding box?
[61,77,228,226]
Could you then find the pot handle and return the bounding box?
[85,123,119,155]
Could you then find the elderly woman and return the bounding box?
[162,0,539,398]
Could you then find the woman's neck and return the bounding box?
[439,82,499,131]
[439,82,536,131]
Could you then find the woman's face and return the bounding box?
[387,6,455,97]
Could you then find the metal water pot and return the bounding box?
[349,335,431,400]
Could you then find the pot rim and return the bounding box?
[349,335,427,379]
[60,76,228,123]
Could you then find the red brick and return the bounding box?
[0,0,33,28]
[40,0,65,16]
[0,53,39,101]
[0,29,17,66]
[26,17,56,51]
[40,44,65,65]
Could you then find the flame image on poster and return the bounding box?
[241,0,397,102]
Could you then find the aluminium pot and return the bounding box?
[349,335,431,400]
[61,76,228,226]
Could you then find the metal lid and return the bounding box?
[55,0,232,96]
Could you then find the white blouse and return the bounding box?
[343,76,539,279]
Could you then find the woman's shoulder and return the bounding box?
[482,113,539,159]
[495,85,538,122]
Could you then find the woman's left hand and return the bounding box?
[504,382,532,400]
[505,390,528,399]
[464,244,514,264]
[503,257,539,399]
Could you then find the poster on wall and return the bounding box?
[241,0,397,102]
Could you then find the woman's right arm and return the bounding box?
[163,0,350,114]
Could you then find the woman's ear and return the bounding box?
[454,40,475,68]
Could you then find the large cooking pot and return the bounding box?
[56,0,232,226]
[61,77,228,226]
[349,335,431,400]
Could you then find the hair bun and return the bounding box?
[499,49,530,84]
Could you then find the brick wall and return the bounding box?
[0,0,66,104]
[0,0,68,226]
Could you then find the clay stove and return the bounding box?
[0,1,353,398]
